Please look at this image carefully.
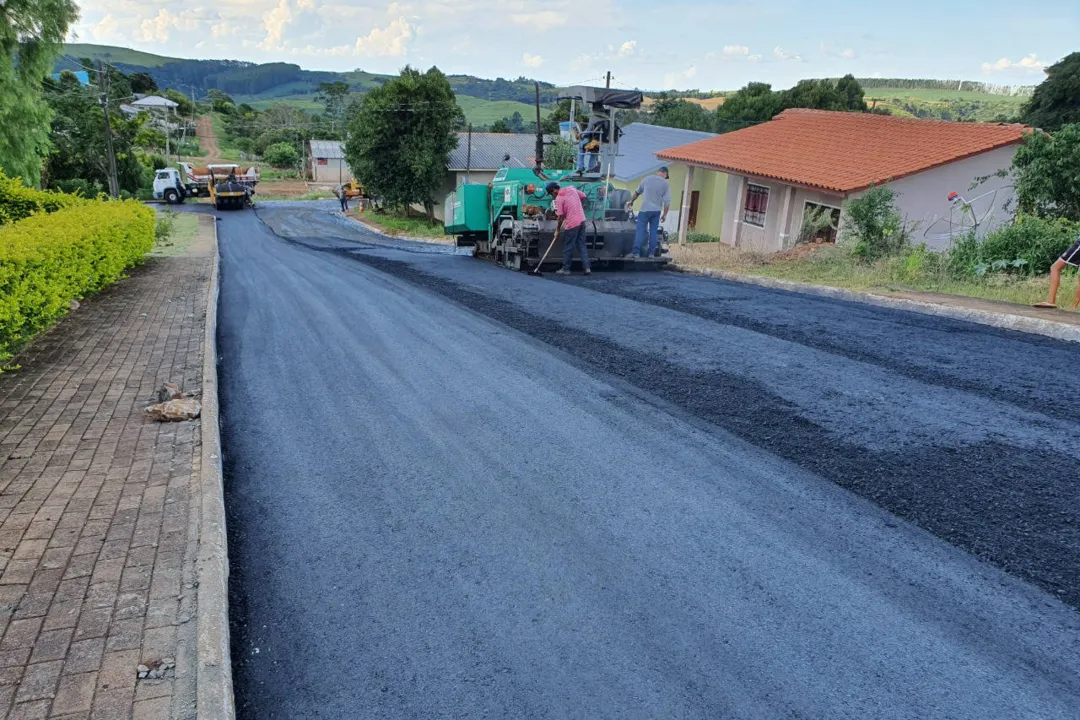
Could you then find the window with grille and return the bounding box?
[743,185,769,227]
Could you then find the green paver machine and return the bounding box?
[444,86,671,271]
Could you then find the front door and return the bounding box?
[678,190,701,231]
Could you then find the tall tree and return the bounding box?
[1021,52,1080,131]
[316,81,351,131]
[714,82,783,132]
[0,0,80,185]
[344,66,463,220]
[650,95,714,132]
[1012,124,1080,221]
[129,72,158,94]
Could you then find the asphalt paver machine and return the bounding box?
[444,86,670,271]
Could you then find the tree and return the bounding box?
[164,89,194,117]
[316,81,350,131]
[1012,124,1080,221]
[0,0,79,185]
[544,137,576,170]
[130,72,158,94]
[41,71,147,194]
[263,142,300,168]
[650,95,714,132]
[835,74,869,112]
[490,118,513,133]
[344,66,463,220]
[714,82,783,132]
[208,89,236,114]
[1022,52,1080,131]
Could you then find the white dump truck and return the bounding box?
[152,163,260,205]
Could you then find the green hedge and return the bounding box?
[0,201,155,361]
[0,173,84,225]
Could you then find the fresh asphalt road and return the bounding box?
[216,202,1080,719]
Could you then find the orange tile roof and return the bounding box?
[656,109,1028,194]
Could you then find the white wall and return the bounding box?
[860,145,1017,251]
[312,158,351,184]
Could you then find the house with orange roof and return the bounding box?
[656,109,1028,252]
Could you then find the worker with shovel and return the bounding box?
[548,182,591,276]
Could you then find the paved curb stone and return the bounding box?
[194,216,236,719]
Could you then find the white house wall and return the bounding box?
[866,145,1018,251]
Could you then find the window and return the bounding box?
[156,171,171,180]
[743,185,769,227]
[317,158,328,166]
[801,202,842,244]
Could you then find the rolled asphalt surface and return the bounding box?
[218,202,1080,719]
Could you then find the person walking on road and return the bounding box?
[548,182,591,276]
[336,184,349,213]
[628,167,671,258]
[1034,232,1080,310]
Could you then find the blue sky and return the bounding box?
[72,0,1078,90]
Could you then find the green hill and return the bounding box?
[62,43,175,68]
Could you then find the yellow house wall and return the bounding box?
[612,165,727,238]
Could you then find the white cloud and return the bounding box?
[821,41,856,60]
[723,44,749,56]
[510,10,566,31]
[90,14,122,42]
[139,8,202,43]
[774,45,801,62]
[981,54,1047,73]
[354,17,413,57]
[522,52,544,68]
[662,65,697,88]
[261,0,292,49]
[619,40,637,57]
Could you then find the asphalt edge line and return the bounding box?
[196,214,236,719]
[671,264,1080,344]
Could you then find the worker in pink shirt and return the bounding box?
[547,182,591,276]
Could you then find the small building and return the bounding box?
[657,109,1027,252]
[433,133,539,219]
[608,123,723,238]
[309,140,352,184]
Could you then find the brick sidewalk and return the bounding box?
[0,215,214,719]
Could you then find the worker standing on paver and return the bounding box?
[628,167,671,258]
[548,181,591,276]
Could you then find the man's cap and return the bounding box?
[659,166,670,176]
[545,182,561,195]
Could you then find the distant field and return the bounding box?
[643,96,727,110]
[865,87,1029,104]
[455,96,550,125]
[63,43,174,67]
[237,93,546,127]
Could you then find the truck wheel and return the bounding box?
[164,189,180,205]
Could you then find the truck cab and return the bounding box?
[152,168,187,205]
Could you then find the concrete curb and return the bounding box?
[196,215,236,719]
[671,264,1080,344]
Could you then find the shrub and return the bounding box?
[843,185,908,261]
[0,172,84,225]
[51,179,105,199]
[263,142,300,168]
[234,138,255,155]
[148,154,168,171]
[948,215,1079,277]
[686,231,721,244]
[0,201,154,361]
[155,211,175,243]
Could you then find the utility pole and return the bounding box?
[606,71,612,89]
[465,123,472,184]
[97,61,120,198]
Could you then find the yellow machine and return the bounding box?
[208,165,255,210]
[341,179,365,199]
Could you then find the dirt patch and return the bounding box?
[197,116,223,163]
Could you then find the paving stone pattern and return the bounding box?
[0,241,212,719]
